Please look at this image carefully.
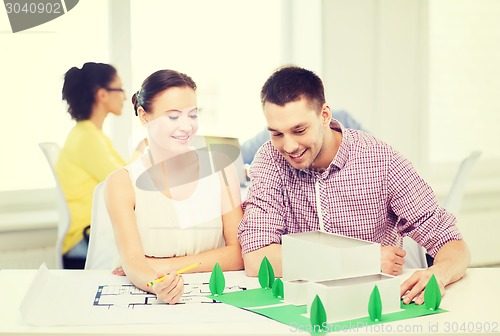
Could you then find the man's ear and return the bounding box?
[321,103,332,125]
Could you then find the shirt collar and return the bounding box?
[329,119,349,171]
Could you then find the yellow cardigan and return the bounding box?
[55,120,125,254]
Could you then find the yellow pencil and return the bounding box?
[146,262,200,287]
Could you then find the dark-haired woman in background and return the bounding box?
[56,62,127,269]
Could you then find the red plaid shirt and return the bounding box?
[238,120,462,256]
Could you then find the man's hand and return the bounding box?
[399,240,469,305]
[381,246,406,275]
[400,268,446,305]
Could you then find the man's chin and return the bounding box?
[287,159,310,170]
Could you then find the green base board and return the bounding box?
[208,288,446,334]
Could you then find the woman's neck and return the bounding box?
[88,106,107,130]
[148,144,197,169]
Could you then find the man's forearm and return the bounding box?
[429,239,470,286]
[243,244,282,277]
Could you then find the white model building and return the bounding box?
[282,231,401,323]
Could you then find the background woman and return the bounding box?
[56,62,127,269]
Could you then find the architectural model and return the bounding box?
[208,231,444,333]
[282,231,401,322]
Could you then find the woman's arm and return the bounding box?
[104,169,183,303]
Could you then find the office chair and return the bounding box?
[38,142,70,269]
[403,150,482,269]
[442,150,482,214]
[85,181,119,269]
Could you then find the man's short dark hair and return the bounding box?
[260,66,325,111]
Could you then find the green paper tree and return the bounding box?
[209,262,225,296]
[310,295,327,332]
[272,278,284,298]
[368,285,382,321]
[258,256,275,289]
[424,274,442,310]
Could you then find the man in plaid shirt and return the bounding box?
[238,66,470,305]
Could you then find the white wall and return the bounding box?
[0,0,110,191]
[323,0,426,166]
[322,0,500,266]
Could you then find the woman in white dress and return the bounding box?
[105,70,243,304]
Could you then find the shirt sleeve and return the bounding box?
[238,143,287,254]
[79,132,125,182]
[387,150,463,257]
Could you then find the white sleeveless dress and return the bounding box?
[124,151,225,257]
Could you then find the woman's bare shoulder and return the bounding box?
[105,167,132,191]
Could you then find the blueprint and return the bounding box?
[93,282,247,308]
[19,264,255,326]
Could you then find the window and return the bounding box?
[129,0,283,142]
[0,0,109,191]
[0,0,283,192]
[1,0,284,192]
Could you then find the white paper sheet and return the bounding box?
[19,264,257,326]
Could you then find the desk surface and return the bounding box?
[1,268,499,335]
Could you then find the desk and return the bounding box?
[0,268,499,335]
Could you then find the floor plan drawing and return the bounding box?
[93,282,247,308]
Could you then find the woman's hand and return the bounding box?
[152,273,184,304]
[112,266,126,276]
